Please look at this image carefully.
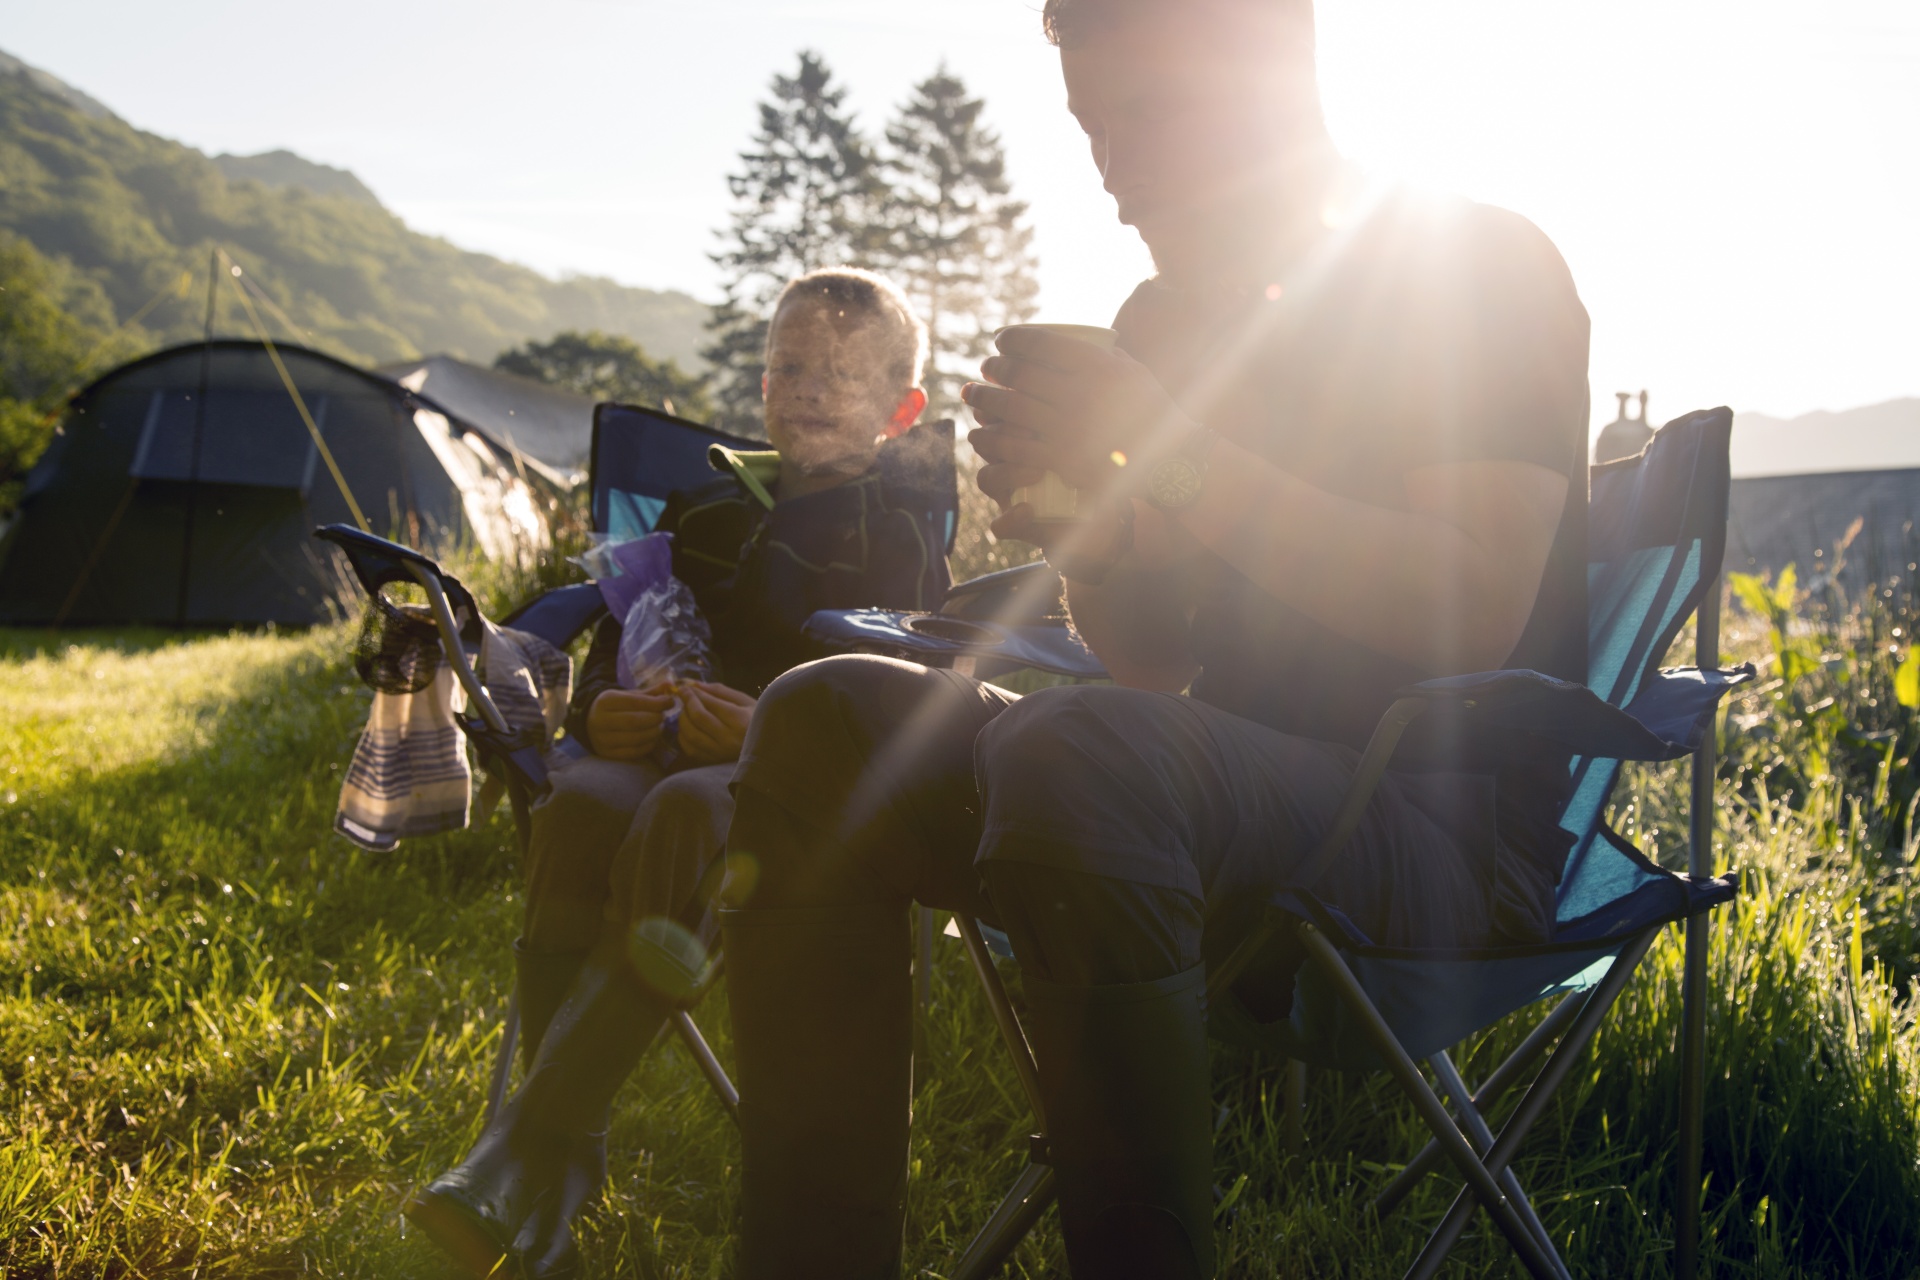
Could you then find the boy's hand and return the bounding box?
[587,682,674,761]
[677,682,757,766]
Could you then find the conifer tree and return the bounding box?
[871,68,1042,579]
[872,67,1039,423]
[703,52,877,433]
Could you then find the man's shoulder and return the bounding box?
[1354,189,1580,312]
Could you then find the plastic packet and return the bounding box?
[616,576,713,692]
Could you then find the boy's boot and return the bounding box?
[512,940,589,1075]
[404,936,669,1278]
[723,901,913,1280]
[1023,965,1217,1279]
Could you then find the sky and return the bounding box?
[3,0,1917,434]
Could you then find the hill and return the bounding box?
[1731,398,1920,478]
[0,50,709,369]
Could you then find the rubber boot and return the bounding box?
[513,940,589,1076]
[1023,965,1217,1279]
[723,901,913,1280]
[404,936,670,1278]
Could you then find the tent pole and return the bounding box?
[175,248,219,627]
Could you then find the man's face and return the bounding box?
[1061,14,1313,262]
[762,299,905,477]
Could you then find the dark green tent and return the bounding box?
[0,340,548,627]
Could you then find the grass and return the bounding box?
[2,575,1919,1277]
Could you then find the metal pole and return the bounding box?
[1676,574,1720,1280]
[1298,924,1561,1280]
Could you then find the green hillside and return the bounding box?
[0,51,709,369]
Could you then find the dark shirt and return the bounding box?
[1113,190,1591,900]
[567,465,950,751]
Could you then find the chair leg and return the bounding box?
[1283,1058,1306,1158]
[1428,1052,1569,1280]
[947,916,1055,1276]
[1403,928,1661,1280]
[1676,911,1709,1280]
[1296,923,1562,1280]
[671,1008,739,1121]
[949,1162,1058,1280]
[1373,990,1587,1219]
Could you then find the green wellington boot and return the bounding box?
[513,941,589,1075]
[722,900,913,1280]
[1023,965,1217,1279]
[405,937,670,1278]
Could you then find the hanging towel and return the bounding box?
[335,619,572,851]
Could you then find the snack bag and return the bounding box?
[572,532,714,752]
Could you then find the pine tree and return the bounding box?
[872,67,1042,580]
[872,66,1039,424]
[703,52,878,434]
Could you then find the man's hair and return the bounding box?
[769,268,929,389]
[1041,0,1314,55]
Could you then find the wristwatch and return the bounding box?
[1145,427,1218,513]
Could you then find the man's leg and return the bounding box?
[722,655,1014,1280]
[508,762,739,1278]
[975,686,1497,1278]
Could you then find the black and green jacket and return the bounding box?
[566,451,950,751]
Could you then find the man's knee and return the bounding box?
[976,685,1201,883]
[976,684,1166,801]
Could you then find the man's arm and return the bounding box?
[1176,444,1567,674]
[969,332,1569,677]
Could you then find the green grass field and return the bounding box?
[3,604,1918,1277]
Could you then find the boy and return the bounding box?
[405,268,949,1278]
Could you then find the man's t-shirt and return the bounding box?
[1112,190,1591,936]
[566,464,950,751]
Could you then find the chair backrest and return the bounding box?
[1554,407,1734,923]
[590,403,960,554]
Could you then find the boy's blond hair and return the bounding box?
[768,268,930,390]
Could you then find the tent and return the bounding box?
[379,355,594,485]
[0,340,549,627]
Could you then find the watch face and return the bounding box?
[1150,457,1205,510]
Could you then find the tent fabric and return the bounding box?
[0,340,546,627]
[381,355,593,486]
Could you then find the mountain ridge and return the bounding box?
[1731,398,1920,479]
[0,48,709,370]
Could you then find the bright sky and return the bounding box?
[4,0,1917,433]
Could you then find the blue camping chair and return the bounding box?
[317,402,966,1127]
[863,407,1749,1279]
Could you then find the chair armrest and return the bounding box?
[1398,665,1752,763]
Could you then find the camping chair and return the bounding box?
[318,402,965,1125]
[860,407,1747,1280]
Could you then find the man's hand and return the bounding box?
[678,681,757,766]
[964,325,1196,501]
[586,683,674,762]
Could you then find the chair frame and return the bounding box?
[317,527,744,1128]
[942,582,1726,1279]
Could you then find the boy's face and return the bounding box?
[762,298,911,478]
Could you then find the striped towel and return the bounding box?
[334,622,572,851]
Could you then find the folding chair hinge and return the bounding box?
[1027,1133,1051,1167]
